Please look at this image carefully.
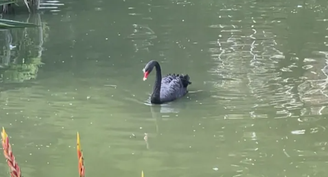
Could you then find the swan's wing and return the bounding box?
[161,75,174,85]
[160,76,186,102]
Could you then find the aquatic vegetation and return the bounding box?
[0,0,40,13]
[0,18,37,29]
[0,1,46,83]
[76,132,85,177]
[1,127,21,177]
[0,0,39,29]
[0,13,47,83]
[1,128,145,177]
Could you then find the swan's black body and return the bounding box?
[142,60,191,104]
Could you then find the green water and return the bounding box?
[1,0,328,176]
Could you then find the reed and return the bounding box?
[1,127,22,177]
[77,132,85,177]
[1,128,143,177]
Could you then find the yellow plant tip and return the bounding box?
[77,132,80,144]
[141,170,144,177]
[1,127,7,140]
[76,132,80,146]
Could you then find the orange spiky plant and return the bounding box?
[77,132,85,177]
[1,127,22,177]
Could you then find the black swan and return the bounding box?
[142,60,192,104]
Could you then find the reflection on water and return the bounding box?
[1,0,328,177]
[0,14,47,83]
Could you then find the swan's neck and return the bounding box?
[151,62,162,103]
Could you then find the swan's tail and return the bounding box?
[181,74,191,88]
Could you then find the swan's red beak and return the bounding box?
[143,71,149,81]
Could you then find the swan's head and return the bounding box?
[142,60,156,81]
[142,68,149,81]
